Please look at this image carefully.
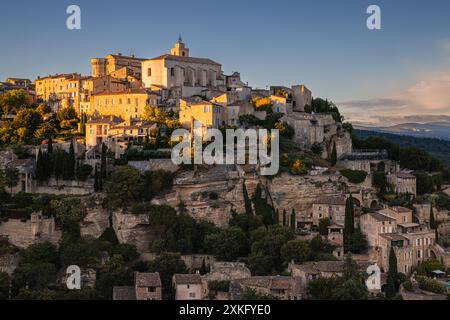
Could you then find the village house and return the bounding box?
[230,276,303,300]
[387,172,417,198]
[90,89,160,120]
[179,98,226,136]
[337,150,399,173]
[311,195,346,226]
[113,272,162,300]
[360,209,437,275]
[172,274,204,300]
[35,73,83,111]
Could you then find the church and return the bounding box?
[141,38,226,98]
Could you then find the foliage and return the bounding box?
[340,169,368,184]
[147,252,187,294]
[96,254,133,299]
[344,196,355,253]
[311,142,323,156]
[240,288,278,300]
[205,227,249,261]
[330,142,337,166]
[280,240,311,264]
[248,225,295,275]
[50,198,86,236]
[0,272,10,299]
[274,121,294,139]
[318,217,331,236]
[416,259,445,277]
[308,254,368,300]
[208,280,230,293]
[106,165,143,208]
[415,276,446,294]
[0,89,29,114]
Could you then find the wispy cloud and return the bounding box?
[339,70,450,125]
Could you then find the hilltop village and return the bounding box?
[0,39,450,300]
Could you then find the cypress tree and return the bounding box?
[199,258,208,275]
[155,126,162,149]
[42,152,51,180]
[330,142,337,166]
[68,141,75,179]
[100,143,107,180]
[282,209,287,226]
[290,208,296,230]
[430,206,437,229]
[274,208,279,225]
[36,149,44,182]
[344,195,355,253]
[48,136,53,154]
[385,273,396,299]
[53,150,62,181]
[386,246,399,297]
[243,181,252,215]
[94,166,99,192]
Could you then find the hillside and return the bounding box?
[354,129,450,167]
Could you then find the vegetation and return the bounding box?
[340,169,368,184]
[307,254,368,300]
[415,275,446,294]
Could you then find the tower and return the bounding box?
[91,58,107,77]
[171,36,190,57]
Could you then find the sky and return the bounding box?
[1,0,450,125]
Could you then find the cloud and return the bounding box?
[339,70,450,124]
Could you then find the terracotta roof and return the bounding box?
[173,274,202,285]
[113,286,136,300]
[147,54,221,66]
[135,272,161,287]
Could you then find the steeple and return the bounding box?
[171,36,189,57]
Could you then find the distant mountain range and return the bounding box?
[354,122,450,141]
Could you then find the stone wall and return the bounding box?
[128,159,179,174]
[0,215,62,249]
[0,253,21,276]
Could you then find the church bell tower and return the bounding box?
[171,36,190,57]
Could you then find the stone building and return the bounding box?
[91,53,147,79]
[230,276,303,300]
[113,272,162,300]
[0,212,62,249]
[205,262,251,282]
[387,172,417,198]
[311,195,346,226]
[337,150,399,173]
[179,98,225,135]
[142,39,225,98]
[360,209,437,275]
[35,73,82,111]
[172,274,204,300]
[90,89,160,120]
[4,158,35,194]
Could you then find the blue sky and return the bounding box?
[1,0,450,124]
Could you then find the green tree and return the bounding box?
[344,196,355,253]
[67,141,76,179]
[281,240,311,264]
[385,246,399,298]
[429,206,437,230]
[330,142,337,166]
[243,181,253,215]
[96,255,133,299]
[4,167,19,194]
[147,252,187,294]
[205,227,249,261]
[0,272,10,300]
[318,217,331,236]
[290,208,296,230]
[106,165,143,208]
[282,209,286,226]
[0,89,29,115]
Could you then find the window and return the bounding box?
[147,68,152,77]
[148,287,156,293]
[170,68,175,76]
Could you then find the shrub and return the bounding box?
[403,280,413,292]
[415,276,445,294]
[340,169,368,184]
